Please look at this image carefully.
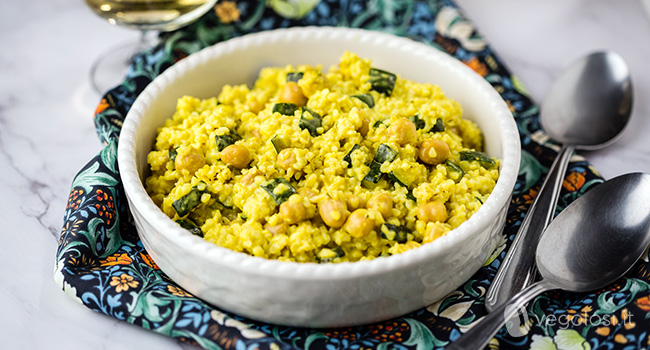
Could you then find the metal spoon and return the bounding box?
[486,51,634,311]
[448,172,650,350]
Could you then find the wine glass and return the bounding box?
[84,0,218,94]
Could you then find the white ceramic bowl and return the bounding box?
[118,27,521,327]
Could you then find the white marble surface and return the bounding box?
[1,0,650,349]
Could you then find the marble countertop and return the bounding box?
[2,0,650,349]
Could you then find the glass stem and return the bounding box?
[137,30,159,53]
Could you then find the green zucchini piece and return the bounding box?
[168,147,178,161]
[374,144,399,164]
[352,93,375,108]
[316,246,345,264]
[380,223,410,243]
[369,68,397,95]
[172,182,209,217]
[409,115,426,130]
[176,218,203,237]
[372,119,386,128]
[299,107,322,136]
[430,118,445,133]
[388,172,416,202]
[272,102,299,116]
[271,134,290,153]
[459,150,496,168]
[445,160,465,183]
[343,144,361,168]
[215,198,234,210]
[406,191,417,202]
[388,171,408,188]
[362,144,398,186]
[286,71,303,82]
[261,177,297,205]
[215,131,241,152]
[362,166,384,187]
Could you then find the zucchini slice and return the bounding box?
[261,177,297,205]
[445,160,465,183]
[369,68,397,95]
[430,118,445,133]
[172,182,209,217]
[459,150,496,168]
[168,147,178,161]
[286,71,303,83]
[372,119,386,128]
[271,134,290,153]
[343,144,361,168]
[387,172,417,202]
[352,93,375,108]
[380,223,410,243]
[176,218,203,237]
[215,130,241,152]
[316,247,345,264]
[299,107,322,136]
[373,144,399,164]
[409,115,426,130]
[362,144,398,187]
[273,102,299,116]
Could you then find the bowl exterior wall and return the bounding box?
[128,193,507,327]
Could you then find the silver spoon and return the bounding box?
[486,51,634,311]
[448,172,650,350]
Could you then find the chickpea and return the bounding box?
[265,223,288,236]
[277,148,296,170]
[278,82,307,106]
[298,187,318,200]
[220,144,251,169]
[418,139,450,165]
[318,199,349,228]
[343,209,375,238]
[280,199,310,225]
[367,193,393,219]
[251,129,262,139]
[417,201,448,223]
[424,224,446,243]
[359,117,370,137]
[240,170,260,186]
[175,147,205,174]
[247,98,265,114]
[388,118,417,146]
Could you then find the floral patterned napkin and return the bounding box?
[55,0,650,349]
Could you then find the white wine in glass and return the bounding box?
[84,0,218,93]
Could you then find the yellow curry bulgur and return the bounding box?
[145,52,500,263]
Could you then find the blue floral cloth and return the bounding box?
[55,1,650,349]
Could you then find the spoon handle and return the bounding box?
[447,279,555,350]
[485,144,574,312]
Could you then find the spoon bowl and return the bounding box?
[486,51,634,311]
[541,51,633,148]
[537,173,650,291]
[450,172,650,349]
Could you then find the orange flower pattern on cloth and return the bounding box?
[55,1,650,349]
[636,295,650,312]
[100,253,132,266]
[215,1,240,23]
[110,273,139,292]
